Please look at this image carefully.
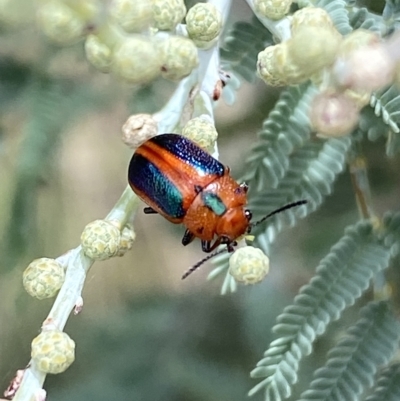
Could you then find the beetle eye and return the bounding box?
[245,209,252,221]
[240,182,248,192]
[235,183,249,195]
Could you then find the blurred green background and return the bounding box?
[1,1,400,400]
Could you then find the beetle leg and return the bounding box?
[227,241,237,252]
[182,230,195,246]
[201,240,213,253]
[203,237,224,253]
[144,207,158,214]
[205,237,237,253]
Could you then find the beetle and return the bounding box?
[128,133,306,276]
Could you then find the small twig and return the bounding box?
[13,189,138,401]
[348,141,391,303]
[348,142,377,221]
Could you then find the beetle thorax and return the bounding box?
[183,173,248,241]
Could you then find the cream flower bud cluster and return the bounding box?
[31,330,75,374]
[258,6,400,138]
[229,246,270,285]
[32,0,226,85]
[23,221,135,301]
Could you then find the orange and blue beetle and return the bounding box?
[128,133,306,277]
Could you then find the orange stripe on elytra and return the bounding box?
[136,140,220,211]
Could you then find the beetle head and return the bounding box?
[216,207,252,241]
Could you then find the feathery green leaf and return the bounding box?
[243,83,317,190]
[364,363,400,401]
[349,7,385,32]
[249,222,392,401]
[316,0,352,34]
[370,85,400,134]
[297,301,400,401]
[251,136,351,252]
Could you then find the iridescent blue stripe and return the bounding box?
[129,153,185,218]
[151,134,224,177]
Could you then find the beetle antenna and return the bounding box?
[181,248,228,280]
[251,200,308,229]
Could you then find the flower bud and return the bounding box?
[23,258,65,300]
[333,30,383,94]
[116,224,136,256]
[288,26,341,77]
[186,3,222,49]
[158,36,198,80]
[257,44,288,86]
[84,23,122,73]
[112,36,161,84]
[310,91,360,137]
[31,330,75,374]
[229,246,270,285]
[257,42,308,86]
[36,0,85,45]
[334,44,395,92]
[110,0,152,33]
[81,220,121,260]
[182,115,218,150]
[254,0,292,20]
[291,6,335,35]
[152,0,186,31]
[122,113,157,149]
[85,35,113,72]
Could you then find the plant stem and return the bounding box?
[348,141,377,221]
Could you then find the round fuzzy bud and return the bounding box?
[258,42,308,86]
[85,34,113,72]
[31,330,75,374]
[257,45,287,86]
[289,26,341,77]
[159,36,198,80]
[81,220,121,260]
[186,3,222,49]
[254,0,292,20]
[116,224,136,257]
[291,6,334,35]
[152,0,186,31]
[113,36,161,84]
[257,45,280,86]
[334,44,395,92]
[229,246,270,285]
[182,115,218,150]
[122,113,157,149]
[110,0,152,33]
[310,91,360,137]
[275,42,310,84]
[85,23,123,73]
[23,258,65,300]
[36,0,85,45]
